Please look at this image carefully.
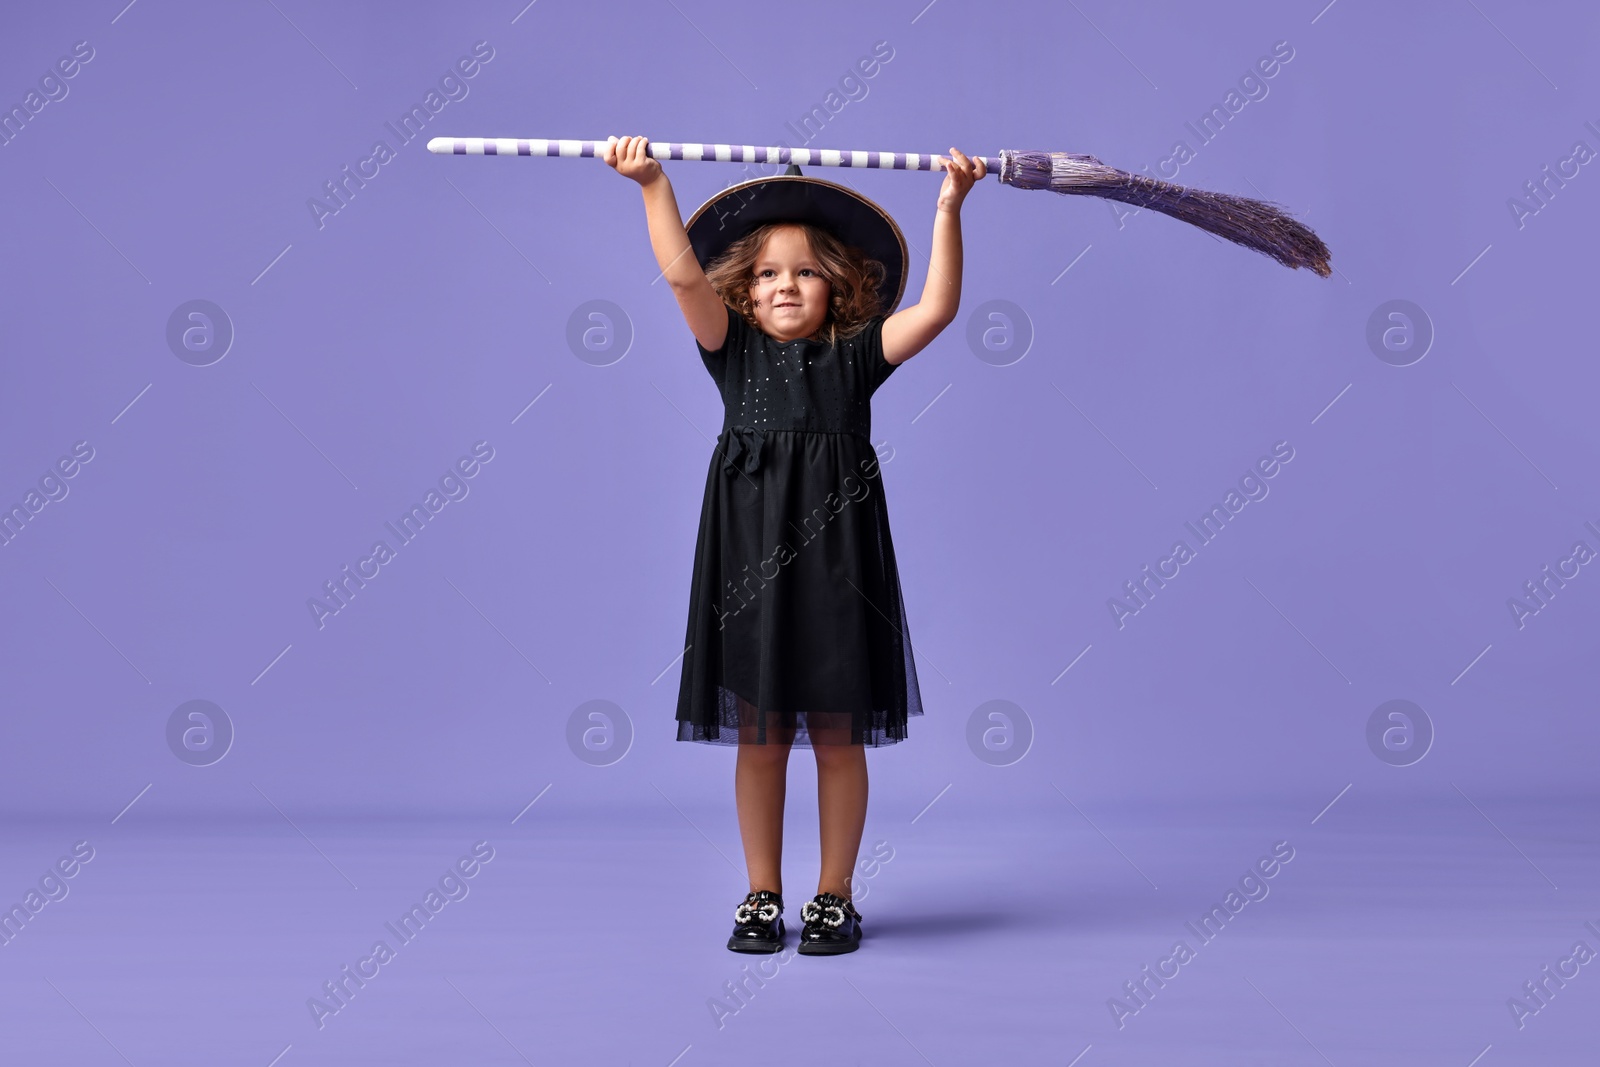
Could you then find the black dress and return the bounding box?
[675,303,924,747]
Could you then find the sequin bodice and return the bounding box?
[696,305,899,440]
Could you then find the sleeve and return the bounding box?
[861,315,898,397]
[696,303,746,386]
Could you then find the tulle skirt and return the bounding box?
[674,428,923,747]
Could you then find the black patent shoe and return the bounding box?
[797,892,862,955]
[727,890,786,953]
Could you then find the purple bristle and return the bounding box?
[1001,150,1331,277]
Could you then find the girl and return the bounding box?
[604,134,983,955]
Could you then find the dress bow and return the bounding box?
[721,424,764,477]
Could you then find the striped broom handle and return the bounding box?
[425,137,1000,174]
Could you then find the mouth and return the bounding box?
[774,302,800,309]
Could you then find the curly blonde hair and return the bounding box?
[703,221,887,346]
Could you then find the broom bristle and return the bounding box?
[1001,150,1331,278]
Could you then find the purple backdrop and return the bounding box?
[2,1,1596,1064]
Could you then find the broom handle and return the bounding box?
[425,136,1000,174]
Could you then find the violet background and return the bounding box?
[1,1,1596,1064]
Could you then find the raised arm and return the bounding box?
[603,135,728,352]
[881,147,985,366]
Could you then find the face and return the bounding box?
[748,225,831,341]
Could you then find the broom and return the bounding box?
[426,136,1331,278]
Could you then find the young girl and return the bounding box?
[604,134,983,955]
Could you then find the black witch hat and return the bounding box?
[684,162,909,315]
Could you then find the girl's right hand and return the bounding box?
[603,135,662,186]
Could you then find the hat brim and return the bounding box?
[685,175,908,316]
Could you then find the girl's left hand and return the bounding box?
[934,147,986,212]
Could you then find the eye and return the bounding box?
[758,269,774,278]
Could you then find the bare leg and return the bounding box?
[735,704,793,895]
[813,733,868,900]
